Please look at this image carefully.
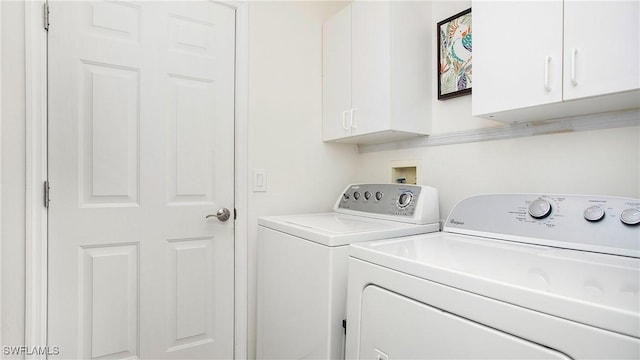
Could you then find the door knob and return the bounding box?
[206,208,231,222]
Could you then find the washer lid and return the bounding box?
[350,233,640,338]
[258,213,439,247]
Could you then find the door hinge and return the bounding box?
[234,208,237,220]
[43,2,50,31]
[44,181,50,208]
[342,319,347,334]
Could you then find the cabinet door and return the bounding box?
[322,5,352,141]
[472,1,563,118]
[351,1,391,136]
[563,0,640,101]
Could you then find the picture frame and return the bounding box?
[437,8,472,100]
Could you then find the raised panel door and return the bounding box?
[48,2,235,358]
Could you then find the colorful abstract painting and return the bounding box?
[437,8,472,100]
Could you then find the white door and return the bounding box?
[359,286,571,359]
[48,1,236,359]
[350,1,390,136]
[472,0,563,116]
[563,0,640,101]
[322,4,352,141]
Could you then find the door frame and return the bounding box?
[0,0,3,351]
[24,1,249,358]
[25,1,48,358]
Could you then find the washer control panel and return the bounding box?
[445,194,640,257]
[334,184,439,225]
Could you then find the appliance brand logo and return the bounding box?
[449,218,464,225]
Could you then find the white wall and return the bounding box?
[246,1,358,358]
[1,0,26,356]
[358,127,640,221]
[357,1,640,219]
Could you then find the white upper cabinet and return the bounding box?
[350,1,391,138]
[473,0,640,123]
[563,0,639,101]
[322,5,352,141]
[322,1,432,144]
[472,1,564,116]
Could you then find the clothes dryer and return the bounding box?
[346,194,640,359]
[257,184,440,360]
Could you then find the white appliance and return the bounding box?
[346,194,640,359]
[256,184,440,360]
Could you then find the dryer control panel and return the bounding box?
[444,194,640,257]
[334,184,439,225]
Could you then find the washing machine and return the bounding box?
[256,184,440,360]
[346,194,640,359]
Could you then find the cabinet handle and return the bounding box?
[342,110,350,130]
[544,56,552,92]
[570,48,578,86]
[350,108,357,129]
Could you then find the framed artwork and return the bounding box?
[437,8,472,100]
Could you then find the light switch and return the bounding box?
[253,169,267,192]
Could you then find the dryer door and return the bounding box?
[359,285,572,359]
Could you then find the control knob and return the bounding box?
[528,198,552,219]
[353,191,361,200]
[364,191,371,200]
[375,191,383,201]
[583,206,605,222]
[342,193,350,201]
[620,208,640,225]
[397,192,413,208]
